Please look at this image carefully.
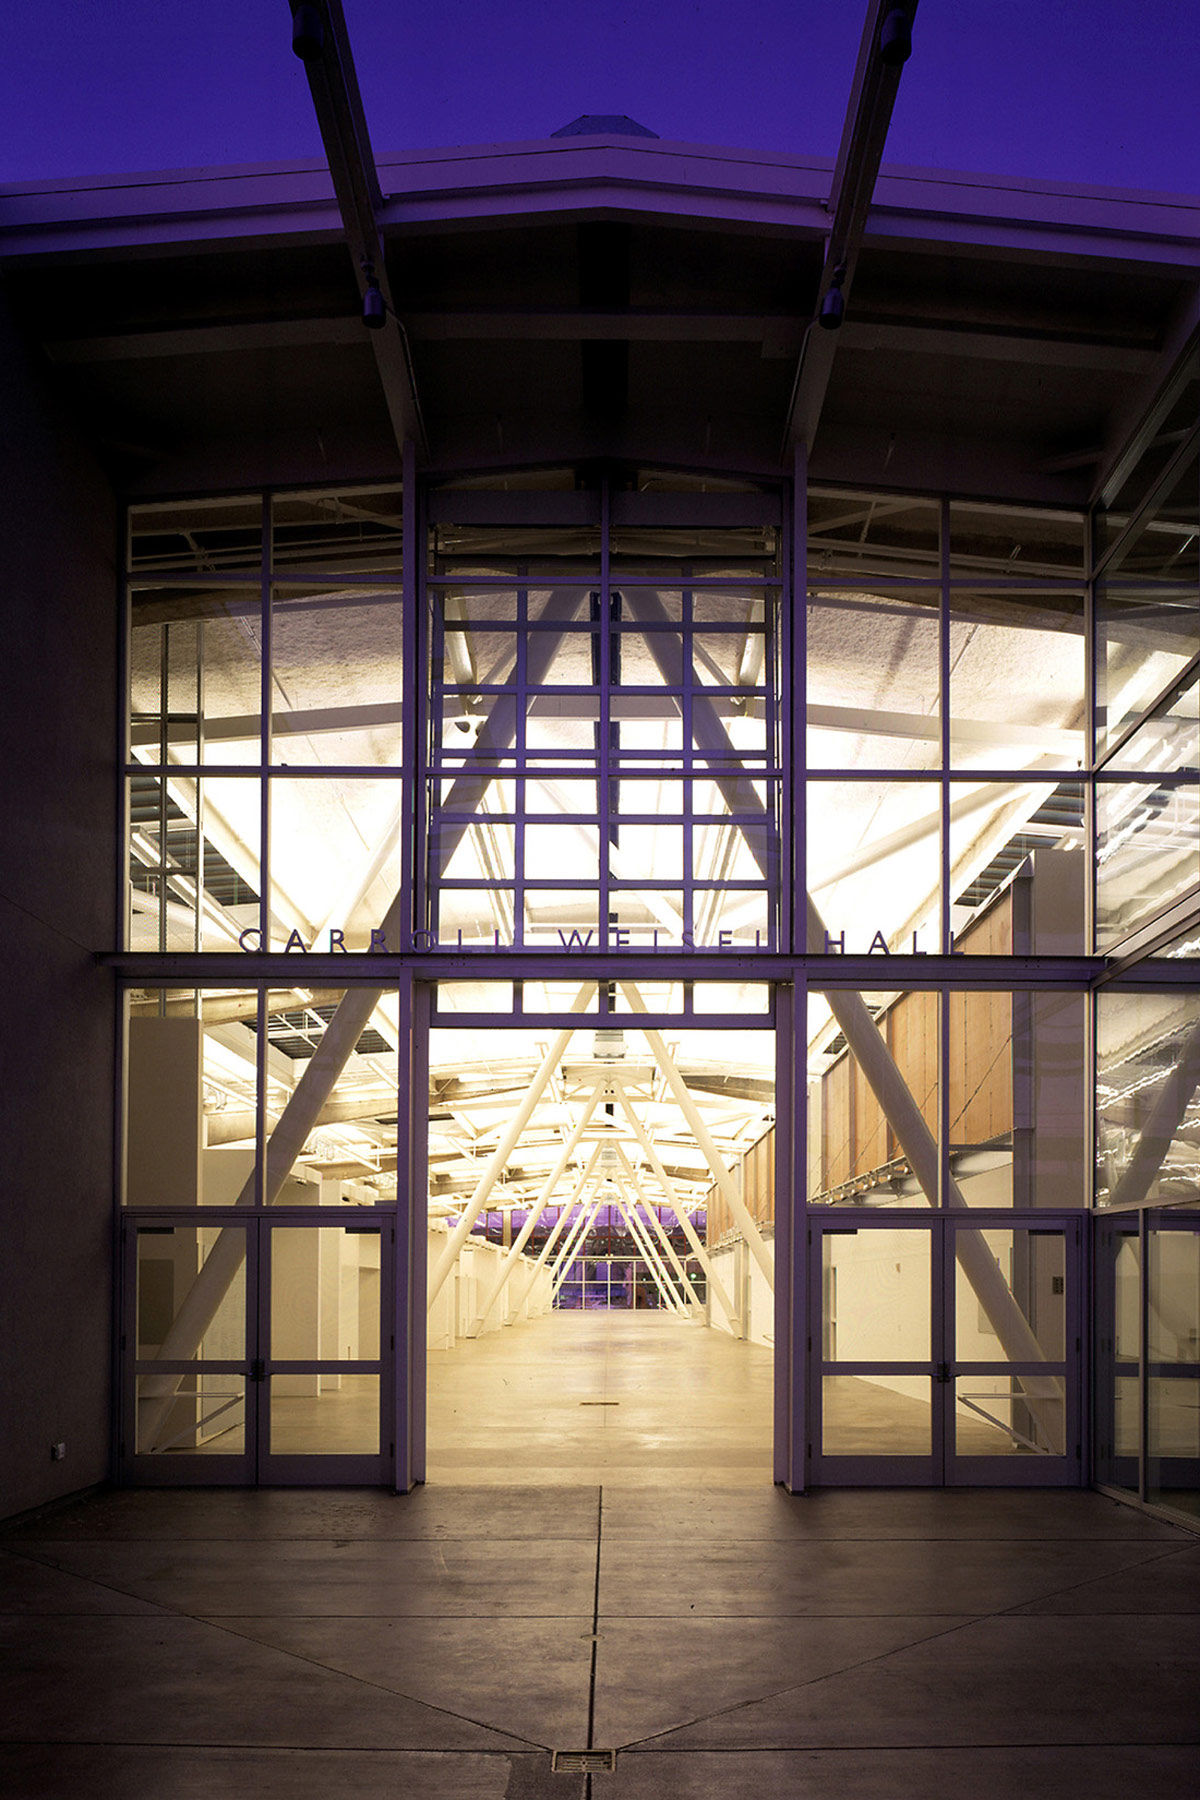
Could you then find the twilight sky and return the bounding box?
[1,0,1199,195]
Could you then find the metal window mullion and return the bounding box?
[401,439,419,942]
[599,480,612,951]
[194,611,206,955]
[791,442,806,956]
[682,580,695,947]
[118,528,133,954]
[938,504,951,1219]
[512,567,530,951]
[940,497,951,954]
[259,494,272,951]
[1138,1205,1149,1502]
[253,983,267,1212]
[426,525,449,942]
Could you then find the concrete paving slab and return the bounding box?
[0,1550,167,1615]
[1010,1542,1200,1612]
[590,1613,976,1744]
[209,1614,594,1745]
[599,1745,1200,1799]
[2,1484,602,1542]
[598,1485,1193,1542]
[598,1534,1177,1617]
[651,1612,1200,1748]
[15,1536,597,1617]
[0,1614,529,1751]
[0,1744,522,1799]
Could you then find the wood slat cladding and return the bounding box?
[705,1124,776,1246]
[814,891,1016,1203]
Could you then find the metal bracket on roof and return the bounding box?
[288,0,427,455]
[782,0,918,457]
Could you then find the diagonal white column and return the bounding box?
[609,1075,741,1331]
[551,1196,605,1297]
[613,1192,685,1314]
[604,1177,683,1312]
[509,1149,603,1310]
[614,1145,705,1319]
[428,983,597,1303]
[619,982,774,1287]
[467,1085,606,1334]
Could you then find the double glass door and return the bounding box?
[121,1209,394,1484]
[809,1211,1081,1484]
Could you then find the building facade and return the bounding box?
[2,88,1199,1525]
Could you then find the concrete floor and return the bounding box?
[427,1310,774,1485]
[2,1312,1198,1797]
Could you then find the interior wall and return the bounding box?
[0,281,117,1520]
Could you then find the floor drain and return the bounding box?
[551,1749,617,1774]
[579,1400,619,1406]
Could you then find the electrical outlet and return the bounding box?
[50,1442,66,1461]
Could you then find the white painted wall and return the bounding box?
[426,1221,554,1350]
[708,1234,774,1347]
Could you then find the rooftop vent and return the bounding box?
[551,114,658,138]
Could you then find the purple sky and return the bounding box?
[2,0,1199,195]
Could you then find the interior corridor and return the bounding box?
[427,1310,774,1486]
[2,1484,1197,1797]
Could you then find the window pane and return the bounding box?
[808,490,940,580]
[808,990,939,1206]
[270,1227,381,1362]
[269,1374,380,1455]
[822,1228,932,1361]
[822,1376,933,1456]
[1096,780,1200,948]
[1095,586,1199,758]
[954,1227,1066,1361]
[948,591,1085,770]
[134,1224,247,1456]
[129,497,261,574]
[271,585,403,767]
[1097,991,1200,1209]
[128,585,261,765]
[949,781,1084,954]
[271,485,402,575]
[1103,449,1198,585]
[269,777,402,949]
[808,781,941,954]
[949,501,1084,579]
[1147,1213,1200,1520]
[807,589,940,770]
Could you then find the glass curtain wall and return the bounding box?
[1091,351,1200,1526]
[803,490,1089,1480]
[120,461,1200,1499]
[123,490,408,1478]
[806,491,1087,960]
[424,490,782,952]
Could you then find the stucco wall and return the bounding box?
[0,282,117,1519]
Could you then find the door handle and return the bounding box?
[250,1358,265,1383]
[935,1361,950,1384]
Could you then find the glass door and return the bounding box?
[259,1215,393,1482]
[810,1215,940,1484]
[808,1213,1081,1485]
[122,1211,394,1485]
[946,1216,1081,1484]
[123,1215,257,1483]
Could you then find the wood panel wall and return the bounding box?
[815,890,1015,1198]
[705,1124,775,1246]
